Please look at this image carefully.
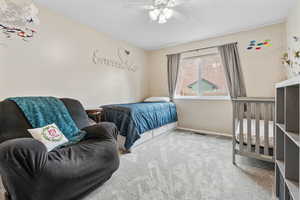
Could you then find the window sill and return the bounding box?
[174,96,231,101]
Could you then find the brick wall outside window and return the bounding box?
[176,53,228,97]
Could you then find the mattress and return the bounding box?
[235,119,274,148]
[117,122,178,151]
[102,102,178,150]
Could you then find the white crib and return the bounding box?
[232,97,275,164]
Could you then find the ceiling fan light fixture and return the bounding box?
[149,9,160,21]
[158,14,167,24]
[167,0,176,7]
[148,0,176,24]
[163,8,173,19]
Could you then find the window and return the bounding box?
[175,49,229,99]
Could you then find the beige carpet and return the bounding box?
[0,130,275,200]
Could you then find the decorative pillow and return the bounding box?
[28,123,69,152]
[144,97,170,102]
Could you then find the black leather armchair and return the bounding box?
[0,98,120,200]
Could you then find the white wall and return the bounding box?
[0,5,149,108]
[148,24,287,134]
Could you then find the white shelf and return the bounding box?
[277,123,286,132]
[286,179,299,200]
[276,160,285,175]
[276,123,300,147]
[276,75,300,88]
[286,131,300,148]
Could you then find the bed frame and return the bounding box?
[232,97,275,164]
[117,122,178,152]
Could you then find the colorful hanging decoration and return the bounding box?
[247,39,272,50]
[0,0,39,41]
[0,24,36,40]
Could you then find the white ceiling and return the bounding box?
[34,0,295,50]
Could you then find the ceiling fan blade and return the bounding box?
[172,10,187,20]
[123,5,154,10]
[172,9,196,23]
[122,0,153,8]
[166,0,176,7]
[175,0,195,6]
[123,0,196,13]
[142,5,155,10]
[123,0,196,10]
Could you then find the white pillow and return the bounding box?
[28,123,69,152]
[144,97,170,102]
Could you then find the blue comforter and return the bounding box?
[102,102,177,149]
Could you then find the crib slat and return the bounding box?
[247,103,252,152]
[232,102,236,139]
[239,102,244,152]
[272,103,275,152]
[264,103,270,155]
[232,101,237,164]
[255,103,260,154]
[270,103,274,121]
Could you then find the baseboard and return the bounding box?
[177,127,232,138]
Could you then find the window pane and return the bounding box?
[176,53,228,97]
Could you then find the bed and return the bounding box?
[101,102,178,151]
[232,97,275,164]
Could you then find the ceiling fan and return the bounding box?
[148,0,176,24]
[124,0,192,24]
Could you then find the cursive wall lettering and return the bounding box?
[92,48,138,72]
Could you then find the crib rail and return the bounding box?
[232,97,275,164]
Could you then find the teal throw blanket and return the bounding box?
[8,97,86,143]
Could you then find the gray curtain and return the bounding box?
[218,43,246,98]
[167,53,181,101]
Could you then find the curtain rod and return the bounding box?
[166,42,238,56]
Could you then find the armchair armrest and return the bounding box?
[82,122,119,141]
[0,138,47,177]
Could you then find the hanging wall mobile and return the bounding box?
[0,0,40,41]
[247,39,272,50]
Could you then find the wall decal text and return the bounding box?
[92,48,138,72]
